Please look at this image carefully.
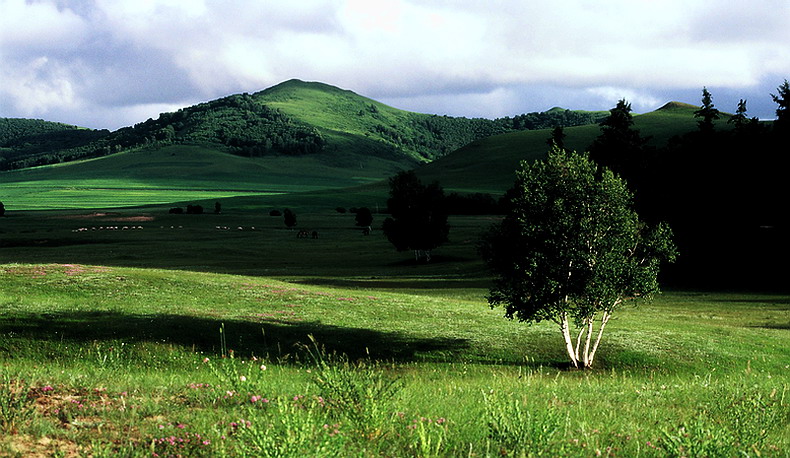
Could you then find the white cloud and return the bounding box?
[0,57,77,116]
[586,87,663,112]
[0,0,88,52]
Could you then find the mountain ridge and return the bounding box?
[1,79,607,171]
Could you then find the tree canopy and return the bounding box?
[481,147,676,368]
[382,171,449,262]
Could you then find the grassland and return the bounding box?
[1,206,788,456]
[0,144,404,211]
[415,102,729,193]
[2,95,787,455]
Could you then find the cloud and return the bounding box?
[1,0,788,129]
[586,87,663,113]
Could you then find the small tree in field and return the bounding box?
[355,207,373,228]
[382,170,449,262]
[481,147,676,368]
[283,208,297,229]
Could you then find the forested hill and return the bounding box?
[0,118,109,170]
[0,79,607,171]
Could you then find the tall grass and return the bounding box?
[0,264,788,455]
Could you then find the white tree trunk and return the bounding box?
[587,311,612,367]
[560,312,579,368]
[582,315,595,367]
[574,325,586,363]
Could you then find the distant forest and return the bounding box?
[0,93,605,171]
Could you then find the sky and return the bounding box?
[1,0,789,130]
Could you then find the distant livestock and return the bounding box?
[296,230,320,239]
[73,225,143,233]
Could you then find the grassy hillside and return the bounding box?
[416,101,727,193]
[0,144,405,210]
[1,80,606,173]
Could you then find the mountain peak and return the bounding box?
[656,101,698,111]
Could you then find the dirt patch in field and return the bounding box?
[58,213,155,222]
[2,434,81,457]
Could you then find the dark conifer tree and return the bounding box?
[771,79,790,133]
[547,125,566,150]
[694,87,720,133]
[588,99,650,182]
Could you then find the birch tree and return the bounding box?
[481,147,676,368]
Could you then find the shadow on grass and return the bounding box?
[0,311,468,362]
[749,323,790,330]
[294,277,493,291]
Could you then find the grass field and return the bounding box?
[1,206,788,456]
[0,144,404,211]
[1,100,787,455]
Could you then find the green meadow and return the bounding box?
[1,205,788,456]
[1,84,788,455]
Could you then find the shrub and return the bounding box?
[186,204,204,214]
[269,209,282,217]
[169,207,184,214]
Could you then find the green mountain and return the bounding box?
[0,80,606,172]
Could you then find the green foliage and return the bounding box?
[588,99,651,180]
[694,87,721,133]
[304,336,401,436]
[771,79,790,132]
[0,118,110,170]
[482,148,676,367]
[382,170,449,261]
[483,390,563,456]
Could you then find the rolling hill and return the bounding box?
[415,101,727,193]
[0,80,606,172]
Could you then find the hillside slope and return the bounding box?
[0,80,606,172]
[415,101,726,193]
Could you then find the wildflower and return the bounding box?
[202,440,210,446]
[203,357,209,363]
[250,395,262,403]
[259,364,267,371]
[239,375,247,382]
[176,423,186,429]
[41,385,54,392]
